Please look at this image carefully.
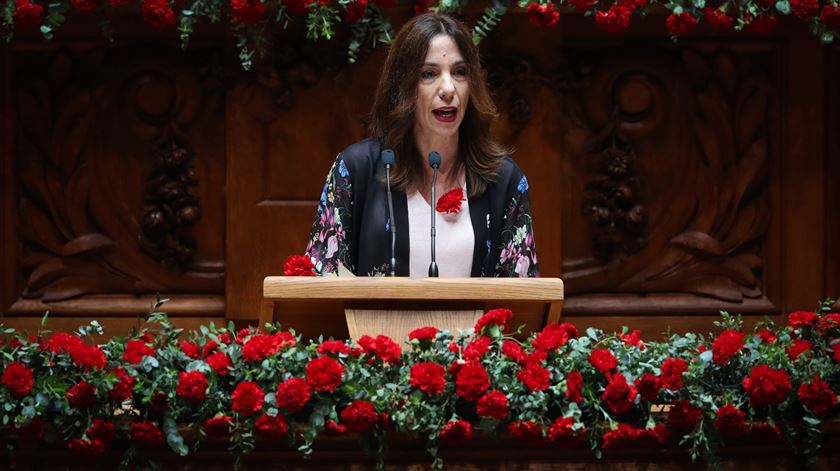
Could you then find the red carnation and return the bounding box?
[742,364,791,408]
[790,0,819,19]
[635,373,661,402]
[787,339,812,360]
[13,417,44,440]
[704,8,735,31]
[558,322,579,339]
[108,368,136,402]
[618,329,644,350]
[276,377,312,412]
[532,323,569,351]
[67,381,97,409]
[68,437,105,456]
[502,340,528,364]
[255,413,288,439]
[131,421,164,447]
[595,5,632,33]
[602,373,637,415]
[87,419,116,444]
[70,0,97,12]
[202,340,219,357]
[206,351,232,375]
[475,308,512,333]
[46,332,84,353]
[788,311,819,328]
[509,420,544,446]
[756,329,777,344]
[527,2,560,28]
[566,371,583,403]
[751,422,781,442]
[176,371,208,404]
[123,339,154,364]
[232,381,265,416]
[150,391,169,411]
[439,419,472,444]
[3,362,35,398]
[818,313,840,330]
[455,363,490,401]
[306,356,344,392]
[712,329,745,365]
[409,362,446,396]
[340,400,379,432]
[821,5,840,29]
[635,424,669,447]
[13,0,44,27]
[357,334,402,365]
[660,357,688,390]
[231,0,266,24]
[141,0,176,29]
[477,390,508,420]
[242,332,296,362]
[667,400,702,434]
[715,403,747,439]
[69,344,107,370]
[318,340,352,356]
[323,420,347,435]
[588,349,618,374]
[745,14,777,33]
[284,0,313,15]
[284,254,316,276]
[568,0,595,10]
[464,336,492,361]
[436,187,464,214]
[517,362,550,392]
[798,375,837,417]
[180,341,200,359]
[204,415,233,438]
[345,0,367,22]
[547,416,583,447]
[833,340,840,361]
[408,326,438,342]
[602,423,637,449]
[665,12,699,36]
[618,0,646,7]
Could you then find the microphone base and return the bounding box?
[428,262,439,277]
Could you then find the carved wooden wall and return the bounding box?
[1,14,837,338]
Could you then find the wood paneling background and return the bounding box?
[1,13,837,339]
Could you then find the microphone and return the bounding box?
[382,149,397,277]
[427,151,441,277]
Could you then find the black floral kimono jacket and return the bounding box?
[305,138,539,277]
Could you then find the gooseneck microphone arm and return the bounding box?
[381,149,397,277]
[428,151,441,277]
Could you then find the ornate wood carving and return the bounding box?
[138,138,202,269]
[556,46,774,303]
[13,46,225,303]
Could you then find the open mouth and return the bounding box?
[432,107,457,123]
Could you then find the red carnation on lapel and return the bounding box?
[436,187,465,215]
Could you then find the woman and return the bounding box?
[305,12,538,277]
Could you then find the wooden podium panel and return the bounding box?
[261,277,564,343]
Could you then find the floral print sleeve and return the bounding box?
[495,175,539,277]
[305,156,354,275]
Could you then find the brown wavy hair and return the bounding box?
[369,12,508,197]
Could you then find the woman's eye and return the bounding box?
[453,67,468,78]
[420,70,436,80]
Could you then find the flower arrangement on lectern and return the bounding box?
[1,296,839,469]
[2,0,839,70]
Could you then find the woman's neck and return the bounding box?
[414,129,459,185]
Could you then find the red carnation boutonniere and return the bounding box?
[284,255,316,276]
[436,187,465,219]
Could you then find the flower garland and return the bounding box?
[1,0,839,70]
[1,298,840,469]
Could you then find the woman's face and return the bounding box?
[414,34,470,141]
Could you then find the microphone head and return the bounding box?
[428,151,441,169]
[381,149,395,167]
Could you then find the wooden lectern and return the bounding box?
[261,277,564,343]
